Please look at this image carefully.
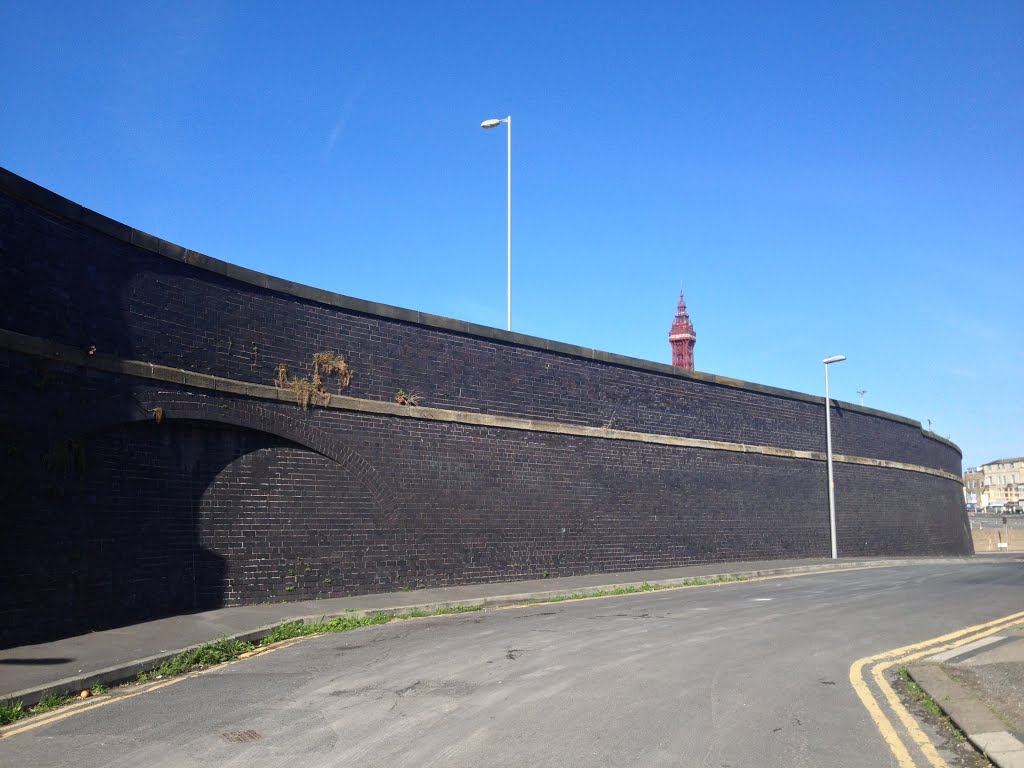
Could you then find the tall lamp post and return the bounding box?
[480,115,511,331]
[823,355,847,559]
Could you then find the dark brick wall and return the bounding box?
[0,188,961,476]
[0,171,970,647]
[0,352,970,648]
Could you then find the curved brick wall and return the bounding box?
[0,168,970,647]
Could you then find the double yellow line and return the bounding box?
[850,610,1024,767]
[0,638,305,740]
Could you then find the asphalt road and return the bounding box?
[3,562,1022,768]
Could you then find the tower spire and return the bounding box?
[669,291,696,370]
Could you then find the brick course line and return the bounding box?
[0,327,961,484]
[0,164,961,460]
[0,166,918,423]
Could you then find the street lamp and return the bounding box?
[823,355,847,559]
[481,115,511,331]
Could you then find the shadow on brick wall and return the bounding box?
[0,406,235,648]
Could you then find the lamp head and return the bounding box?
[823,355,847,365]
[480,118,504,129]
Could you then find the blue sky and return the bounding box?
[1,2,1021,468]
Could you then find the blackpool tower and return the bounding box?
[669,291,696,370]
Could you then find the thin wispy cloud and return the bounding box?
[948,367,980,379]
[324,66,373,159]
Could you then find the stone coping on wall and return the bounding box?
[0,327,962,485]
[0,165,959,457]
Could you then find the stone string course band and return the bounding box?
[0,328,962,485]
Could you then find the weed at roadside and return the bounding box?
[897,666,966,741]
[257,605,483,645]
[521,575,747,605]
[0,692,77,728]
[137,638,255,682]
[259,613,393,645]
[32,693,74,714]
[395,606,483,620]
[0,700,26,726]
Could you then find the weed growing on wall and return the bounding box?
[311,351,352,388]
[275,363,289,389]
[394,389,423,406]
[275,352,353,410]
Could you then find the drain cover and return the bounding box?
[221,730,262,743]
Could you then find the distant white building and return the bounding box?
[964,457,1024,511]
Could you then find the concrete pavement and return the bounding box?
[908,618,1024,768]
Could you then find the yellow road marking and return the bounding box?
[872,661,948,767]
[850,656,919,767]
[1,676,188,738]
[850,611,1024,768]
[0,637,306,739]
[872,615,1024,768]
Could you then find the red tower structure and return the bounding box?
[669,291,696,370]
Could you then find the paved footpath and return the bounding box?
[2,554,1022,765]
[908,618,1024,768]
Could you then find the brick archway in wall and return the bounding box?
[50,390,400,528]
[144,394,400,527]
[2,390,404,648]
